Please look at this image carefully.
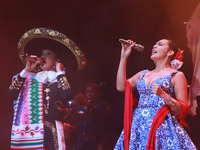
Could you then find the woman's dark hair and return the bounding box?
[166,39,179,61]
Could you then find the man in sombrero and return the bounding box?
[8,28,87,150]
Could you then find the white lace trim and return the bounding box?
[35,71,64,83]
[170,59,183,69]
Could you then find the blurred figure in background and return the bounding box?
[64,82,111,150]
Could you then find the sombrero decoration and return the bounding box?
[17,27,87,74]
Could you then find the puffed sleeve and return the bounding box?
[8,75,26,100]
[57,74,73,101]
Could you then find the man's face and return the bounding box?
[85,86,100,103]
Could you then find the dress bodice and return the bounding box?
[137,70,177,107]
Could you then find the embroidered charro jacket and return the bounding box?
[8,70,72,150]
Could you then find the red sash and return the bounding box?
[146,105,170,150]
[124,81,138,150]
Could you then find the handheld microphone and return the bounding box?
[22,54,44,64]
[113,37,144,52]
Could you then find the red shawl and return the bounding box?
[146,105,170,150]
[124,81,138,150]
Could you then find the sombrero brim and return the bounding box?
[17,27,87,73]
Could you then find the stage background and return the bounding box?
[0,0,200,149]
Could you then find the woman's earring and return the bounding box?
[167,56,171,62]
[154,61,156,65]
[53,65,56,71]
[37,66,41,72]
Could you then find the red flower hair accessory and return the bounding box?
[174,48,184,61]
[170,48,184,69]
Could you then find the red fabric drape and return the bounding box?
[146,99,188,150]
[124,81,138,150]
[146,105,170,150]
[175,98,188,120]
[175,99,190,136]
[187,2,200,116]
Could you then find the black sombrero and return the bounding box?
[17,27,87,74]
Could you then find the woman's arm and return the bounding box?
[152,72,188,116]
[116,56,128,92]
[57,74,73,101]
[116,40,136,92]
[8,75,26,100]
[56,62,73,101]
[171,72,188,115]
[128,70,145,91]
[8,56,40,100]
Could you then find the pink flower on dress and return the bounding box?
[21,132,25,136]
[30,132,35,137]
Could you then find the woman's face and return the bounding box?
[39,49,57,71]
[150,39,170,61]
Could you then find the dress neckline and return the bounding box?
[142,70,177,89]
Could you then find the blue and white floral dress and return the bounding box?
[114,70,197,150]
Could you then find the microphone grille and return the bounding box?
[135,44,144,52]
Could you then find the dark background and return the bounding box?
[0,0,200,149]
